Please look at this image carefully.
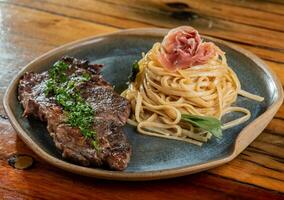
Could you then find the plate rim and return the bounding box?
[3,28,283,180]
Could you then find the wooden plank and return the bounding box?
[161,0,284,31]
[0,188,37,200]
[239,45,284,63]
[212,0,284,15]
[0,3,117,45]
[266,118,284,136]
[209,150,284,193]
[275,105,284,119]
[92,0,284,48]
[0,0,149,29]
[264,61,284,86]
[2,0,284,64]
[4,0,284,50]
[210,116,284,192]
[0,119,283,199]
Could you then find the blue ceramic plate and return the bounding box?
[3,28,283,180]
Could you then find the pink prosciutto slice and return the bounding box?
[158,26,217,71]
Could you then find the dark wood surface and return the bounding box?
[0,0,283,199]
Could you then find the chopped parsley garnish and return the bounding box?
[45,60,98,149]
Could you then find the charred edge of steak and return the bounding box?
[18,56,131,170]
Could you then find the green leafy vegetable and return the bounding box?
[181,114,222,138]
[128,61,139,82]
[44,60,97,149]
[49,60,69,81]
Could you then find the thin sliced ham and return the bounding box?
[158,26,217,71]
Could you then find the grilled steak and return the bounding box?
[18,56,131,170]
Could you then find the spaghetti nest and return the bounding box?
[122,43,263,146]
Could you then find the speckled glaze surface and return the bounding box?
[3,28,283,180]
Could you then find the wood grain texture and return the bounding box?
[0,0,283,199]
[162,0,284,31]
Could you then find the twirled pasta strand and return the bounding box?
[121,43,264,146]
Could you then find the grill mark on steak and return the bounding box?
[18,56,131,170]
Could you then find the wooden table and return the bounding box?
[0,0,283,199]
